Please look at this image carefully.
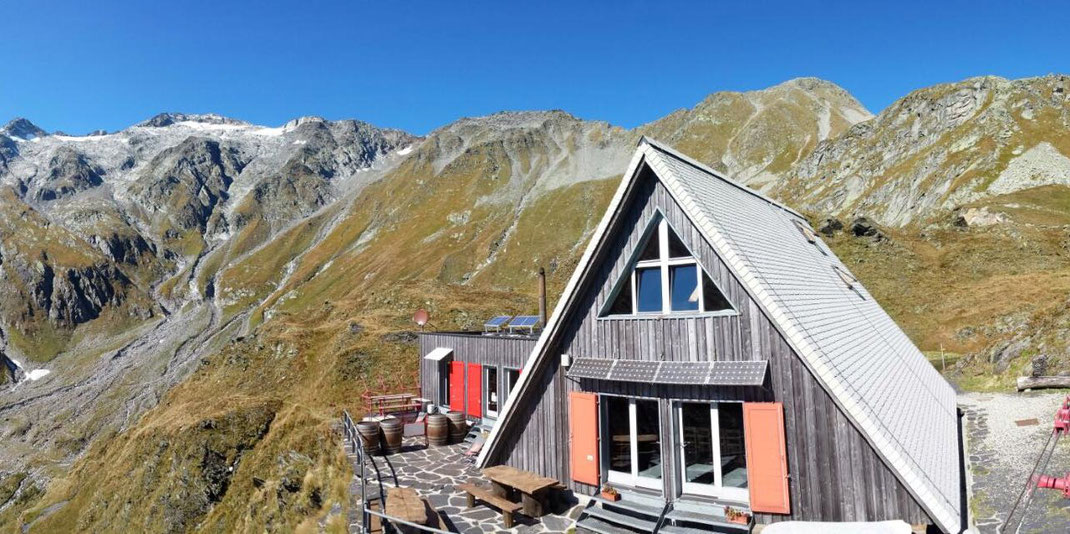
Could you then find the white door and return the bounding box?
[677,402,749,502]
[605,396,663,491]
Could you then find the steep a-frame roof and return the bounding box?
[478,138,961,533]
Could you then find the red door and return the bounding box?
[467,363,482,418]
[569,392,599,485]
[743,402,790,514]
[449,361,465,411]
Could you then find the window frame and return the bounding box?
[484,366,499,418]
[504,367,521,401]
[601,216,737,318]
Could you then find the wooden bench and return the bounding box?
[457,482,524,528]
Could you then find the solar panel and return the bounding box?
[484,315,512,328]
[566,358,615,380]
[509,315,540,327]
[655,361,712,384]
[608,360,660,382]
[708,361,767,386]
[566,358,767,386]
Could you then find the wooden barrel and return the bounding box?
[356,420,381,454]
[426,414,449,447]
[380,418,403,454]
[446,412,468,443]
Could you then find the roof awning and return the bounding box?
[566,358,767,386]
[424,347,454,361]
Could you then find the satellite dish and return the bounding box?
[413,309,429,328]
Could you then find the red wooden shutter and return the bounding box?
[449,361,465,411]
[569,392,599,485]
[466,363,482,418]
[743,402,790,514]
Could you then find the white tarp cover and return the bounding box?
[761,520,911,534]
[423,347,453,361]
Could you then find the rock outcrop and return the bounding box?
[31,147,105,201]
[131,137,245,235]
[775,75,1070,226]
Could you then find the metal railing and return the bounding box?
[343,410,451,534]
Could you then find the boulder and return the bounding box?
[1031,354,1049,377]
[953,207,1007,227]
[849,216,886,242]
[817,217,844,236]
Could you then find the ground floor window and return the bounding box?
[485,367,499,417]
[678,401,747,500]
[505,368,520,399]
[439,362,449,406]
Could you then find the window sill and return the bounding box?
[597,310,740,321]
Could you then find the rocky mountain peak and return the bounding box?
[282,116,327,130]
[777,74,1070,226]
[440,110,592,136]
[638,77,872,187]
[137,112,249,128]
[2,118,48,141]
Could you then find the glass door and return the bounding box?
[605,396,663,491]
[677,402,748,501]
[485,367,499,418]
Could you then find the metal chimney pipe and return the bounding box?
[538,267,547,326]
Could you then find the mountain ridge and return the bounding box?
[2,75,1070,532]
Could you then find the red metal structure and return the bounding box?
[1004,395,1070,533]
[1037,474,1070,497]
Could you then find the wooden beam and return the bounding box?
[1017,376,1070,391]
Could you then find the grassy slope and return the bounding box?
[0,188,158,361]
[823,186,1070,390]
[21,176,1065,531]
[8,136,622,532]
[11,88,1070,530]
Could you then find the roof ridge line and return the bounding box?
[637,136,805,220]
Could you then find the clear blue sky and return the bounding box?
[3,1,1067,135]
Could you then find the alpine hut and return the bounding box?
[474,138,965,533]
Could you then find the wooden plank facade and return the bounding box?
[481,168,936,527]
[418,332,536,417]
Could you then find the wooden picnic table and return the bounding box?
[483,465,560,517]
[368,393,425,416]
[385,487,430,532]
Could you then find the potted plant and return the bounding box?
[600,484,621,502]
[724,506,751,525]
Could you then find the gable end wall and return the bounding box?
[488,170,934,526]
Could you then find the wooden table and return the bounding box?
[369,393,423,416]
[483,465,560,517]
[385,487,430,532]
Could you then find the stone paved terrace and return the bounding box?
[343,433,585,534]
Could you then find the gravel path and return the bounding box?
[961,392,1070,533]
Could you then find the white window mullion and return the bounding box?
[711,404,723,490]
[629,400,640,479]
[697,264,706,313]
[659,221,670,313]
